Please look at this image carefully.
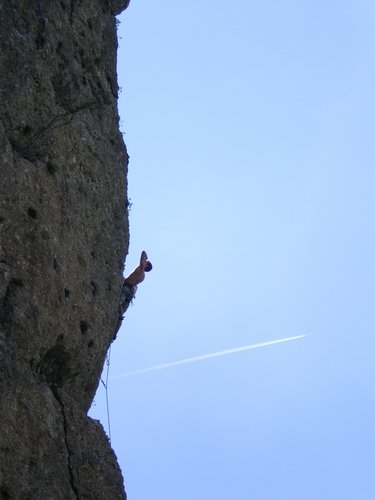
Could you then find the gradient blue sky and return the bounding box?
[89,1,375,498]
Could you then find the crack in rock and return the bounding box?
[51,386,79,500]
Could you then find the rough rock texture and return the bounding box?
[0,1,131,498]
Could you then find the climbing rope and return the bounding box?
[101,345,112,443]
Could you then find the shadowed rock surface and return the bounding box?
[0,1,130,498]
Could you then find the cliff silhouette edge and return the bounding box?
[0,1,131,498]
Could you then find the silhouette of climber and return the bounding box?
[123,250,152,286]
[113,251,152,339]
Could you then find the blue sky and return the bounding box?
[89,1,375,498]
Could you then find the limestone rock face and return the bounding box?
[0,1,130,498]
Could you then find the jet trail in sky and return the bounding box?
[111,334,306,379]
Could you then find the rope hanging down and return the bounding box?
[99,250,152,442]
[101,345,112,443]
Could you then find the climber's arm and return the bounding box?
[140,250,148,267]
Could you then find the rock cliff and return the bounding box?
[0,1,130,498]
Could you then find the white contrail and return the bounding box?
[111,334,306,379]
